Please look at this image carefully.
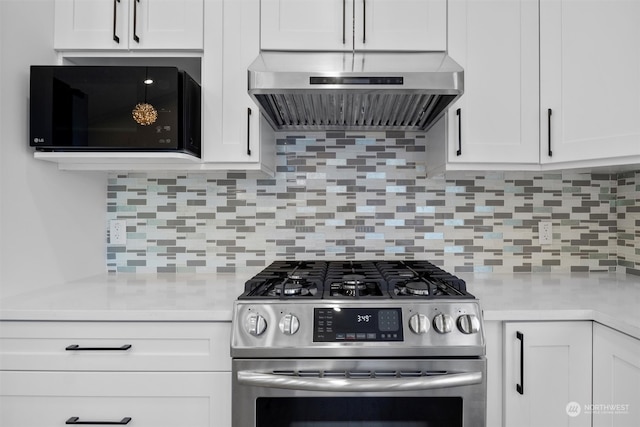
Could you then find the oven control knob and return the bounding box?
[246,313,267,336]
[408,314,430,334]
[457,314,481,334]
[279,314,300,335]
[433,313,453,334]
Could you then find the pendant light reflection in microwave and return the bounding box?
[132,72,158,126]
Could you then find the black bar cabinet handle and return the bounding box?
[547,108,553,157]
[342,0,346,44]
[456,108,462,156]
[516,331,524,395]
[247,108,252,156]
[65,344,132,351]
[133,0,140,43]
[66,417,131,425]
[362,0,366,44]
[112,0,120,43]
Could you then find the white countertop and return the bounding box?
[0,272,253,322]
[1,271,640,339]
[462,272,640,339]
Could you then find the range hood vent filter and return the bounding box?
[253,93,457,131]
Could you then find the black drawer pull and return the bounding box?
[342,0,346,44]
[516,331,524,395]
[456,108,462,156]
[133,0,140,43]
[65,344,132,351]
[362,0,366,44]
[547,108,553,157]
[247,107,252,156]
[112,0,120,43]
[66,417,131,425]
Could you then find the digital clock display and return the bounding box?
[357,314,373,323]
[313,308,403,342]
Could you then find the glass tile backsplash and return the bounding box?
[107,132,639,275]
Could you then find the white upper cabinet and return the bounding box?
[428,0,640,175]
[352,0,446,51]
[540,0,640,166]
[54,0,204,50]
[220,0,264,164]
[201,0,276,174]
[261,0,352,50]
[261,0,446,51]
[440,0,539,170]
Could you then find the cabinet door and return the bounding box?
[540,0,640,165]
[0,371,230,427]
[593,323,640,427]
[54,0,203,50]
[354,0,446,51]
[205,0,276,173]
[504,322,592,427]
[261,0,353,50]
[54,0,130,50]
[219,0,261,163]
[446,0,539,166]
[130,0,203,50]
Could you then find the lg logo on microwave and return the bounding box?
[33,137,45,144]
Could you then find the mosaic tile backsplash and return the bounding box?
[107,132,640,275]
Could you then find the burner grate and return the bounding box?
[239,260,472,300]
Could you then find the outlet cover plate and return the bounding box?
[110,220,127,245]
[539,221,552,245]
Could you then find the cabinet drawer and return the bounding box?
[0,321,231,371]
[0,371,230,427]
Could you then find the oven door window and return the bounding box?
[256,397,462,427]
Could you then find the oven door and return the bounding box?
[232,358,486,427]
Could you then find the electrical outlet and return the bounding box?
[110,220,127,245]
[539,221,552,245]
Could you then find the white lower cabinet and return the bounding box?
[0,371,230,427]
[503,321,592,427]
[0,321,232,427]
[593,323,640,427]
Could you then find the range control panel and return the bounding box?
[313,307,403,342]
[231,300,486,358]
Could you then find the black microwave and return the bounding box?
[30,65,201,157]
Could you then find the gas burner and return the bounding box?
[404,281,430,296]
[329,277,384,298]
[287,273,307,283]
[271,272,318,297]
[274,282,305,296]
[342,274,366,286]
[338,277,367,297]
[339,286,366,297]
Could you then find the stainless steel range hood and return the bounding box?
[248,51,463,132]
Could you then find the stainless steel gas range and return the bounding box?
[231,260,486,427]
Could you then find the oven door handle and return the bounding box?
[237,370,483,392]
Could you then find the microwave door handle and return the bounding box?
[237,370,483,392]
